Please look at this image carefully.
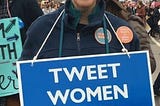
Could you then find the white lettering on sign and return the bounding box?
[47,62,129,105]
[48,63,120,83]
[47,84,128,105]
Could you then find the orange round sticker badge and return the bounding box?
[116,26,133,43]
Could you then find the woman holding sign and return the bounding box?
[19,0,140,105]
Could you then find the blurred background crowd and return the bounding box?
[36,0,160,38]
[37,0,64,14]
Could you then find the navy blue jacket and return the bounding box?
[20,0,139,60]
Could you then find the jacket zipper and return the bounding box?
[77,33,81,55]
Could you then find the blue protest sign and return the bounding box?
[17,51,155,106]
[0,17,22,97]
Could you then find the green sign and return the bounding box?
[0,17,22,97]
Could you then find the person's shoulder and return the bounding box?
[105,12,139,41]
[128,15,145,26]
[37,6,63,20]
[105,11,130,26]
[46,6,65,19]
[28,6,64,30]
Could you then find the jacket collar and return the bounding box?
[63,0,105,30]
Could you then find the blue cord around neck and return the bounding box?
[58,12,109,57]
[58,12,65,57]
[103,16,109,53]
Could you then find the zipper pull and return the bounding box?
[77,33,80,41]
